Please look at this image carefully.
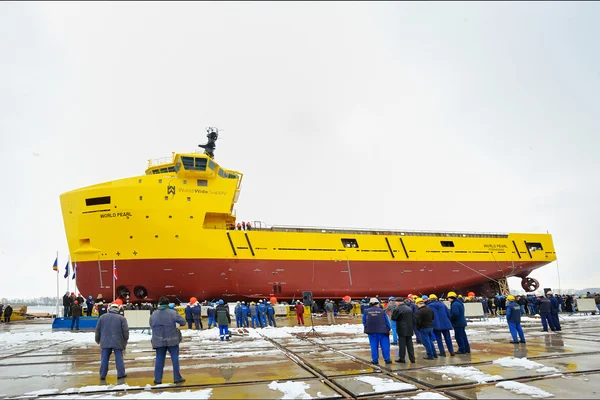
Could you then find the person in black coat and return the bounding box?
[3,305,13,323]
[391,297,415,363]
[415,298,437,359]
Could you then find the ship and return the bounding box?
[60,128,557,303]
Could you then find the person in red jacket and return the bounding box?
[295,300,305,325]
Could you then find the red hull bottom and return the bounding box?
[75,258,546,302]
[76,258,546,302]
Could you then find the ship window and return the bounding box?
[341,238,359,248]
[159,168,168,173]
[181,157,194,170]
[183,180,187,184]
[158,179,162,183]
[195,158,207,171]
[228,173,237,179]
[441,241,455,247]
[197,179,208,187]
[526,242,543,251]
[167,166,175,173]
[208,160,215,170]
[153,169,159,174]
[174,162,181,173]
[85,196,111,206]
[164,196,168,200]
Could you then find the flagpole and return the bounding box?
[113,259,116,302]
[56,251,59,319]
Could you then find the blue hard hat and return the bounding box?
[219,300,224,305]
[88,295,92,299]
[361,299,366,303]
[326,299,330,302]
[422,295,428,300]
[168,303,175,309]
[388,296,395,301]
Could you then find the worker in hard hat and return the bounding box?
[386,296,399,345]
[506,295,526,344]
[362,297,392,365]
[448,292,470,354]
[427,294,455,356]
[415,298,437,359]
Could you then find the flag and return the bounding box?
[72,261,77,280]
[113,262,118,281]
[63,257,70,279]
[52,256,58,271]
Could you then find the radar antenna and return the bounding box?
[199,127,220,159]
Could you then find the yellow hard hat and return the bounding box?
[507,295,515,301]
[466,296,471,301]
[447,291,457,298]
[250,302,255,305]
[415,298,424,304]
[412,295,418,300]
[429,294,438,300]
[458,294,463,298]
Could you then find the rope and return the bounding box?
[441,253,499,283]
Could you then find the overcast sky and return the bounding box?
[1,2,598,299]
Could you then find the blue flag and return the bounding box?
[52,256,58,271]
[72,261,77,280]
[64,258,70,279]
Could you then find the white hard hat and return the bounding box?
[370,297,379,304]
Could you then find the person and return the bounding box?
[362,297,392,365]
[386,296,399,345]
[548,292,562,331]
[150,296,186,385]
[97,301,108,317]
[95,303,129,382]
[71,300,82,330]
[63,292,72,318]
[3,304,13,323]
[506,295,526,344]
[325,299,336,325]
[240,301,249,327]
[391,297,416,363]
[415,298,437,359]
[184,303,193,329]
[295,300,305,325]
[190,298,202,330]
[257,300,267,327]
[266,302,277,327]
[215,299,231,341]
[86,296,95,317]
[427,294,455,357]
[236,222,242,230]
[360,299,368,315]
[409,296,423,344]
[538,294,554,332]
[0,303,3,322]
[250,301,260,328]
[207,303,216,328]
[241,221,246,231]
[246,221,252,230]
[234,301,242,327]
[448,292,470,354]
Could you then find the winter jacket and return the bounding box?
[450,300,467,328]
[391,303,414,336]
[98,303,108,316]
[62,295,72,307]
[538,298,551,314]
[184,305,193,321]
[207,306,215,318]
[4,306,12,317]
[95,309,129,350]
[266,304,275,316]
[241,305,249,317]
[325,302,334,313]
[250,304,258,316]
[385,301,398,318]
[149,306,186,348]
[216,304,231,326]
[257,303,267,315]
[295,303,304,315]
[415,306,434,330]
[549,297,559,313]
[86,299,95,310]
[191,303,201,318]
[71,304,82,318]
[235,304,242,317]
[506,301,521,323]
[428,300,453,331]
[362,306,390,334]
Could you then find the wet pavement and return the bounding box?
[0,313,598,399]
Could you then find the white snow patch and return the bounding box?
[428,366,503,384]
[0,330,151,348]
[493,357,560,373]
[496,381,554,398]
[410,392,449,399]
[355,376,417,394]
[24,388,60,395]
[268,380,312,399]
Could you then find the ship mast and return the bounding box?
[198,127,219,159]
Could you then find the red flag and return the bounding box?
[113,263,118,281]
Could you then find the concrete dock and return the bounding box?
[0,313,599,399]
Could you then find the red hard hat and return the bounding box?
[74,300,79,304]
[71,292,75,295]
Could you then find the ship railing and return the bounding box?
[147,156,175,168]
[266,225,509,238]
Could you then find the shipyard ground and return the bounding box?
[0,314,599,399]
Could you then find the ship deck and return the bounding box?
[1,314,599,399]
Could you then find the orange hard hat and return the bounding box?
[190,297,198,303]
[114,298,123,305]
[468,291,475,297]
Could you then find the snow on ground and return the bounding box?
[492,357,561,374]
[0,330,152,349]
[268,381,312,399]
[24,389,60,396]
[428,366,503,384]
[408,392,449,399]
[355,376,417,395]
[48,388,213,399]
[496,381,555,398]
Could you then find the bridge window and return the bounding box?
[195,158,207,171]
[85,196,111,206]
[341,238,359,248]
[181,157,194,170]
[441,241,455,247]
[208,160,215,170]
[527,242,543,251]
